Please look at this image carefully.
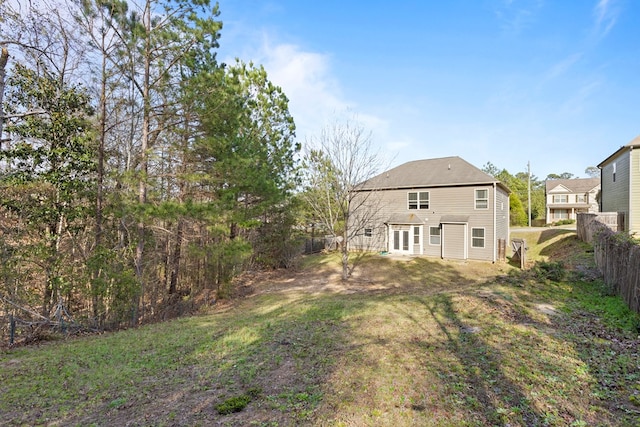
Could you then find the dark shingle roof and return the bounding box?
[359,156,507,191]
[545,178,600,193]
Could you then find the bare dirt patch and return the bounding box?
[232,254,512,299]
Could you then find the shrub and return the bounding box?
[215,394,252,415]
[533,261,566,281]
[215,387,262,415]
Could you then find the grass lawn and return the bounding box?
[1,228,639,426]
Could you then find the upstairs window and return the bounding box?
[408,191,429,209]
[576,194,586,203]
[475,189,488,209]
[364,228,372,238]
[613,162,617,182]
[553,195,568,203]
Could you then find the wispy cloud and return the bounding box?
[223,38,347,139]
[261,43,349,133]
[546,53,583,81]
[558,78,602,116]
[593,0,619,38]
[493,0,544,35]
[224,36,391,146]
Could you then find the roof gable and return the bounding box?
[545,178,600,194]
[547,184,571,193]
[359,156,504,191]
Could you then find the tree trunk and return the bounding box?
[341,227,349,280]
[0,46,8,144]
[91,28,109,324]
[168,219,184,294]
[133,0,152,325]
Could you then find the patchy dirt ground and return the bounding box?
[231,254,514,298]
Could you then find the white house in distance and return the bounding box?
[545,178,600,224]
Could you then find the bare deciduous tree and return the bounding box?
[301,119,385,280]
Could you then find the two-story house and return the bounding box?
[598,135,640,234]
[545,178,600,224]
[350,156,510,262]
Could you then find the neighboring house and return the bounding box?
[598,135,640,235]
[545,178,600,224]
[350,156,510,262]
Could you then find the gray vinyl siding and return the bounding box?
[495,186,510,241]
[348,191,388,252]
[350,223,386,252]
[601,150,630,230]
[351,184,498,261]
[468,186,496,261]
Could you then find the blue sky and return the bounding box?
[215,0,640,180]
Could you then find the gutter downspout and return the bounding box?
[493,182,497,263]
[629,147,634,234]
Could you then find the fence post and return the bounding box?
[497,238,505,262]
[9,314,15,346]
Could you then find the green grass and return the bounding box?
[1,229,639,426]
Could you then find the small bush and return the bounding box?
[534,261,566,282]
[215,394,252,415]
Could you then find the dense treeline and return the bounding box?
[0,0,301,333]
[482,162,545,226]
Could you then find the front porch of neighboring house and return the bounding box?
[547,204,591,223]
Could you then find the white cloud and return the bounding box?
[593,0,618,38]
[258,43,348,139]
[545,53,583,81]
[223,36,391,151]
[558,78,602,116]
[493,0,544,35]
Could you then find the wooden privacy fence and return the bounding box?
[577,212,624,242]
[577,213,640,314]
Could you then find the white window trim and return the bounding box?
[471,227,485,248]
[429,226,441,246]
[474,188,489,210]
[553,194,569,204]
[408,191,430,210]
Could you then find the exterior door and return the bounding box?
[442,223,467,260]
[390,226,412,254]
[412,225,422,255]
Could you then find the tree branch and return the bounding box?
[3,109,48,119]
